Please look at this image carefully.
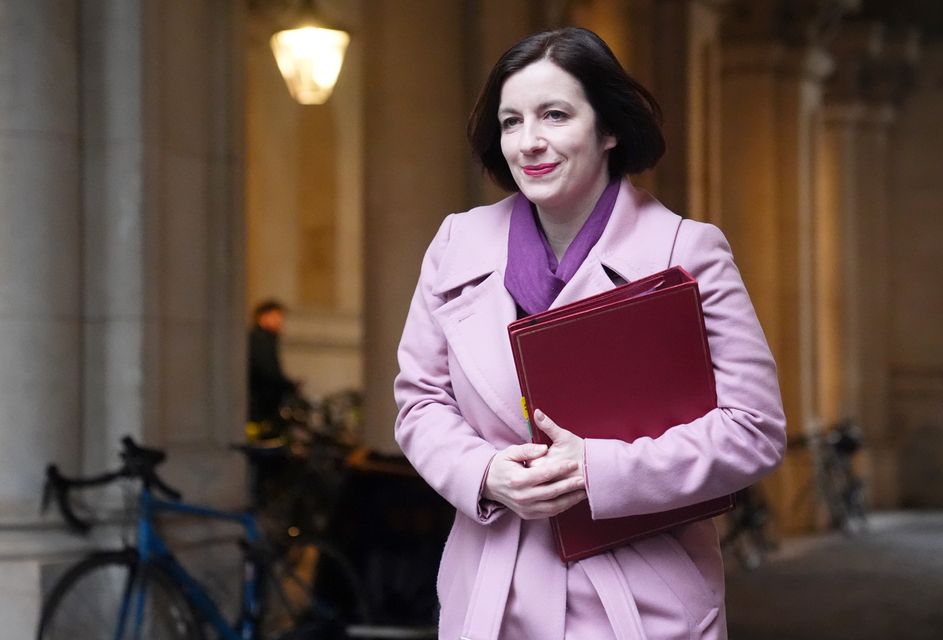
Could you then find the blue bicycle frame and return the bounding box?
[118,484,263,640]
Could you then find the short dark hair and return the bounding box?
[467,27,665,192]
[253,299,285,320]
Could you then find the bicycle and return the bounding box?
[721,485,777,570]
[238,406,449,636]
[789,417,868,535]
[36,436,369,640]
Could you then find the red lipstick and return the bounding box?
[523,163,557,177]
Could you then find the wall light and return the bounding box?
[270,2,349,105]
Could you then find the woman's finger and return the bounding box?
[523,472,585,503]
[533,408,568,443]
[516,458,577,487]
[531,409,585,477]
[519,489,588,520]
[505,442,548,463]
[533,409,582,449]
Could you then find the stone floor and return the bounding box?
[724,511,943,640]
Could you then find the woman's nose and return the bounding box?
[519,121,546,154]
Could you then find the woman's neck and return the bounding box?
[535,173,612,261]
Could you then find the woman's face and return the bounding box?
[498,59,616,220]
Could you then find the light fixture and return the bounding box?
[270,1,350,105]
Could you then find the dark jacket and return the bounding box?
[248,325,295,422]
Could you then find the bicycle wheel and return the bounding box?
[815,452,844,525]
[836,460,869,534]
[263,536,369,640]
[37,549,205,640]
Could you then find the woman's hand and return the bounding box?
[530,409,586,476]
[482,410,586,520]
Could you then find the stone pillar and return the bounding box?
[0,1,246,634]
[855,102,896,505]
[78,0,153,475]
[818,23,885,427]
[78,0,246,501]
[817,102,864,426]
[819,22,914,509]
[362,0,474,452]
[819,24,924,509]
[651,0,727,221]
[863,30,921,507]
[0,0,83,522]
[0,0,83,630]
[720,1,843,532]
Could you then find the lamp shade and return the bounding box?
[270,24,350,105]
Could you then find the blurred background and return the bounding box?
[1,0,941,637]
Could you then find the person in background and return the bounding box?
[393,27,786,639]
[248,299,297,437]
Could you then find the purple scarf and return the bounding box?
[505,179,620,315]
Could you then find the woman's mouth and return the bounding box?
[522,163,558,177]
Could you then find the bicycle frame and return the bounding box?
[122,485,263,640]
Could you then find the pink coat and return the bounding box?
[394,180,786,639]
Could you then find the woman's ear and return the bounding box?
[603,132,617,151]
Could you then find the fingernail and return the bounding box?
[534,409,545,421]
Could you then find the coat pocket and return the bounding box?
[619,532,719,628]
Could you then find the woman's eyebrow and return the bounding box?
[499,99,575,116]
[536,99,573,111]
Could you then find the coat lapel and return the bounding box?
[552,179,684,308]
[431,198,530,443]
[433,273,528,442]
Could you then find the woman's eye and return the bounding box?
[545,110,568,121]
[500,116,521,131]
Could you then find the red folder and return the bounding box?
[507,266,734,562]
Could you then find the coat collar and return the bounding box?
[543,179,684,308]
[432,195,514,296]
[590,179,684,283]
[431,180,682,298]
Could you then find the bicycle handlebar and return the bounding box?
[41,436,182,534]
[118,436,183,501]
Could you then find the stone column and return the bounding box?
[0,0,83,630]
[818,24,923,509]
[362,0,474,452]
[859,30,920,507]
[0,0,83,522]
[720,0,845,532]
[819,22,915,509]
[1,1,247,633]
[76,0,246,502]
[818,23,886,427]
[817,101,865,426]
[854,102,896,505]
[651,0,727,221]
[78,0,153,474]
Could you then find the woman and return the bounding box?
[394,27,785,639]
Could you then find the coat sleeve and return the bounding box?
[393,215,505,524]
[584,220,787,519]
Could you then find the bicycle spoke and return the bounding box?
[38,552,205,640]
